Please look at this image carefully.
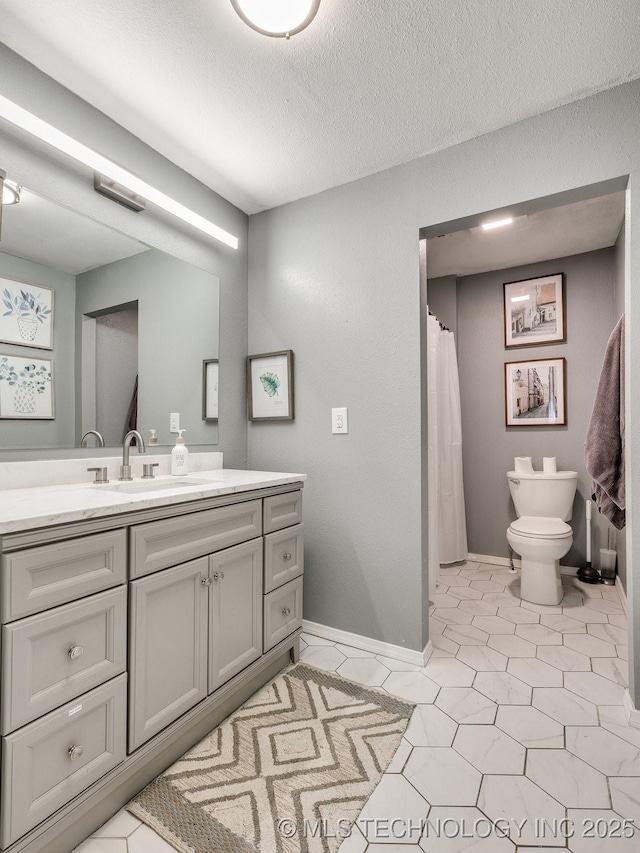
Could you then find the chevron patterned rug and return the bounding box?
[128,662,414,853]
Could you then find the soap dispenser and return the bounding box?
[171,429,189,475]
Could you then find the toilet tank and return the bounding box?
[507,470,578,521]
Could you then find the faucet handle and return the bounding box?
[87,467,109,484]
[142,463,160,479]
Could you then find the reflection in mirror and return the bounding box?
[0,187,219,451]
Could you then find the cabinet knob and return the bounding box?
[282,607,291,617]
[68,744,85,761]
[201,577,212,587]
[68,645,84,660]
[213,572,225,581]
[282,552,292,561]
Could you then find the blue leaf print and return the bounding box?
[259,371,280,398]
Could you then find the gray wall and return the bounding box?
[455,249,616,570]
[95,307,138,446]
[77,250,219,446]
[0,251,75,448]
[0,44,249,466]
[426,275,458,337]
[248,79,640,675]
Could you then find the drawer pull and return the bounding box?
[213,572,225,581]
[201,577,212,587]
[282,607,291,617]
[68,744,85,761]
[68,645,84,661]
[282,552,292,561]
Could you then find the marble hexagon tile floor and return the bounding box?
[74,560,637,853]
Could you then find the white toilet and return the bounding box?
[506,467,578,605]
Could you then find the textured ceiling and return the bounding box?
[1,1,639,214]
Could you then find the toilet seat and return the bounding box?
[509,515,572,539]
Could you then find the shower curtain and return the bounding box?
[427,313,468,597]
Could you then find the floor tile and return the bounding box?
[457,598,498,617]
[498,607,540,625]
[566,726,640,775]
[586,623,627,645]
[563,635,617,658]
[376,654,421,672]
[432,633,461,656]
[495,705,564,748]
[431,592,464,608]
[301,633,336,646]
[563,606,609,624]
[532,688,598,725]
[386,737,413,773]
[616,644,628,660]
[423,658,476,687]
[474,672,532,705]
[443,624,490,645]
[457,645,508,671]
[506,658,563,688]
[514,624,562,645]
[299,644,346,670]
[487,635,537,658]
[608,614,628,629]
[437,575,472,588]
[567,809,639,851]
[419,806,517,852]
[92,810,142,838]
[536,645,591,671]
[403,746,481,806]
[519,600,562,616]
[72,841,128,853]
[404,704,458,747]
[128,824,178,853]
[609,777,640,825]
[564,671,625,706]
[478,775,565,847]
[435,687,497,724]
[432,607,474,626]
[453,724,525,774]
[356,775,430,844]
[335,643,375,658]
[598,705,640,748]
[470,579,505,593]
[337,657,390,686]
[583,598,625,614]
[472,615,516,634]
[482,592,521,607]
[540,614,587,633]
[446,585,485,601]
[526,749,609,808]
[337,824,368,852]
[383,671,440,703]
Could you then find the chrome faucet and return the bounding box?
[80,430,105,448]
[119,430,146,480]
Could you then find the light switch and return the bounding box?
[170,412,180,433]
[332,407,348,434]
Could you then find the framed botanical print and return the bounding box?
[0,277,54,350]
[247,350,294,421]
[504,273,565,348]
[0,354,55,419]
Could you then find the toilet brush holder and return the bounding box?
[599,548,617,585]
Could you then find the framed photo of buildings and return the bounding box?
[505,357,566,427]
[504,273,565,348]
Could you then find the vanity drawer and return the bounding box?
[263,491,302,533]
[264,524,304,593]
[1,529,127,622]
[0,674,127,848]
[1,587,127,734]
[263,576,303,652]
[130,499,262,578]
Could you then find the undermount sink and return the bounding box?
[94,478,214,494]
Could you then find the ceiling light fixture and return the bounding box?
[231,0,320,38]
[481,217,513,231]
[0,95,238,249]
[2,179,21,206]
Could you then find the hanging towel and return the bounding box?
[584,315,625,529]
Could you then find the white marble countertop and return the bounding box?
[0,469,306,535]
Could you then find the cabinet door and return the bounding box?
[129,557,208,752]
[208,539,262,693]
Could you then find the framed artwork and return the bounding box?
[247,350,294,421]
[202,358,219,421]
[505,357,566,427]
[0,354,55,419]
[0,277,54,350]
[503,273,565,348]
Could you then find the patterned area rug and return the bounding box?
[128,662,414,853]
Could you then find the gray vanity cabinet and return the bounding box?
[128,557,209,752]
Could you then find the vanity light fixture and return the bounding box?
[231,0,320,38]
[0,95,238,249]
[1,179,21,206]
[481,217,513,231]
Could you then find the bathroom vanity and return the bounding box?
[0,464,305,853]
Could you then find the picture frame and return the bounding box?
[247,350,294,421]
[505,357,566,427]
[0,354,55,419]
[202,359,219,421]
[503,273,565,349]
[0,276,54,350]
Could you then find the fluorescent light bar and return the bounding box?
[481,217,513,231]
[0,95,238,249]
[511,295,530,303]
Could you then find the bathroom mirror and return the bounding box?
[0,187,219,450]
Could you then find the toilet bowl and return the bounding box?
[507,516,573,605]
[506,467,577,606]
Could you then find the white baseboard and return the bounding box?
[624,689,640,729]
[617,580,628,613]
[467,553,584,577]
[302,620,430,667]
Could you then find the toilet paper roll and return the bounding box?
[543,457,557,473]
[514,457,534,474]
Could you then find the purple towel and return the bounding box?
[584,315,625,529]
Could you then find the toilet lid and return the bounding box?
[510,516,572,539]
